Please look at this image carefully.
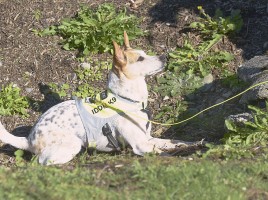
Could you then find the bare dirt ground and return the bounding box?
[0,0,268,160]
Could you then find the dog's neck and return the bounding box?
[107,71,148,103]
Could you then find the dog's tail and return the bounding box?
[0,122,30,150]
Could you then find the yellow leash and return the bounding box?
[102,80,268,127]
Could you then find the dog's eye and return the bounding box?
[137,56,144,62]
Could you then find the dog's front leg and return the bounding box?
[116,119,164,155]
[148,138,194,150]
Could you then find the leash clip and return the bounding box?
[102,123,120,151]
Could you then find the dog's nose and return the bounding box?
[159,54,167,63]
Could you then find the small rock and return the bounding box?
[238,55,268,82]
[25,88,34,93]
[71,73,77,81]
[202,73,214,91]
[226,113,253,127]
[115,164,124,168]
[0,61,2,67]
[24,71,32,77]
[238,55,268,103]
[163,96,169,101]
[166,23,170,26]
[239,76,268,103]
[203,73,214,84]
[80,62,91,69]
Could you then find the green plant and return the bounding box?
[38,3,144,56]
[75,61,112,82]
[205,102,268,159]
[168,39,233,76]
[48,83,70,98]
[190,7,243,37]
[0,84,29,117]
[153,7,241,124]
[14,149,25,166]
[33,9,42,21]
[155,72,203,98]
[225,103,268,147]
[72,61,110,98]
[167,7,242,77]
[153,38,233,123]
[73,84,100,99]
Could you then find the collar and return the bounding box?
[105,90,147,110]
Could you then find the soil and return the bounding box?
[0,0,268,158]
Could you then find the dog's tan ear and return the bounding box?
[113,41,127,68]
[124,31,131,50]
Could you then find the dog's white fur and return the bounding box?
[0,32,191,165]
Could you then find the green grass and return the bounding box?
[0,155,267,200]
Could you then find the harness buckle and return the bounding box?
[102,123,120,151]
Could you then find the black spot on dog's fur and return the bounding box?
[36,130,43,135]
[73,113,79,117]
[45,115,56,123]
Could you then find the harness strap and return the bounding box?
[141,109,152,130]
[74,97,90,147]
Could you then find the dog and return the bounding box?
[0,32,191,165]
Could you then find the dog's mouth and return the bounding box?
[147,66,165,76]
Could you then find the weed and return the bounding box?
[75,60,112,82]
[48,83,70,98]
[153,38,233,122]
[14,149,25,166]
[168,39,234,76]
[37,3,144,56]
[33,9,42,21]
[46,60,110,99]
[167,6,242,77]
[153,7,242,124]
[190,7,243,37]
[154,101,189,124]
[73,84,101,99]
[205,102,268,159]
[153,71,204,122]
[0,84,29,117]
[72,61,110,98]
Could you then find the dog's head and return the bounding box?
[112,32,166,79]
